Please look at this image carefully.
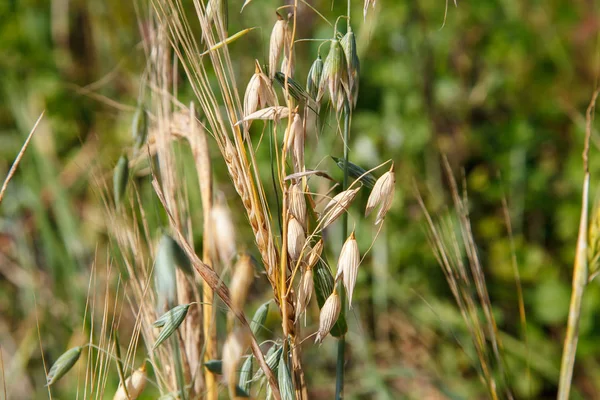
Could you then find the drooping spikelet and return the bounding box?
[230,254,255,313]
[365,164,395,225]
[315,291,341,343]
[222,328,252,395]
[318,38,349,112]
[336,232,360,308]
[320,187,361,229]
[364,0,377,20]
[306,54,323,101]
[113,364,147,400]
[306,239,324,269]
[243,61,277,121]
[289,182,307,229]
[211,197,237,265]
[287,215,305,262]
[296,267,314,320]
[269,13,288,79]
[340,26,360,108]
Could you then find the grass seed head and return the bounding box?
[155,234,179,308]
[307,54,323,101]
[320,187,361,229]
[132,107,149,150]
[306,239,324,269]
[113,364,147,400]
[277,350,294,400]
[315,291,341,343]
[364,0,377,20]
[244,61,277,122]
[338,231,360,308]
[289,182,307,229]
[296,267,314,320]
[250,301,270,336]
[365,164,395,225]
[287,215,306,262]
[269,14,288,79]
[211,199,237,265]
[152,303,191,350]
[341,26,360,108]
[291,113,305,172]
[318,39,349,112]
[222,328,252,391]
[46,346,82,386]
[230,254,255,313]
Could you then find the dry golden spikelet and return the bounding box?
[243,61,277,121]
[281,51,295,79]
[364,0,377,20]
[269,13,288,79]
[338,232,360,308]
[306,239,324,269]
[283,111,303,155]
[236,106,290,126]
[589,202,600,276]
[315,291,341,343]
[230,254,255,313]
[222,328,252,392]
[287,215,305,262]
[320,187,361,229]
[365,164,395,225]
[340,26,360,109]
[113,364,147,400]
[292,114,305,173]
[318,39,350,112]
[296,267,314,320]
[211,198,237,265]
[288,182,307,229]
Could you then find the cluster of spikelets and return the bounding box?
[43,0,392,399]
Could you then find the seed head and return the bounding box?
[337,232,360,308]
[46,346,82,386]
[113,364,147,400]
[230,254,255,313]
[222,328,251,390]
[211,198,237,265]
[287,215,305,262]
[341,26,360,108]
[307,54,323,101]
[320,187,361,229]
[315,291,341,343]
[269,14,288,79]
[365,164,395,225]
[243,61,277,122]
[289,182,307,229]
[318,39,349,112]
[364,0,377,20]
[296,267,314,320]
[291,113,305,172]
[306,239,324,269]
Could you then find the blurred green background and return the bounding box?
[3,0,600,398]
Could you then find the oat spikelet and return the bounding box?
[284,111,303,156]
[307,54,323,101]
[364,0,377,20]
[296,267,314,320]
[269,13,288,79]
[292,114,305,173]
[320,187,361,229]
[211,197,237,265]
[318,39,349,112]
[236,106,290,126]
[222,328,252,396]
[365,164,395,225]
[306,239,324,269]
[287,215,305,262]
[244,61,277,121]
[337,232,360,308]
[341,26,360,109]
[230,254,255,313]
[113,364,147,400]
[315,291,341,343]
[289,182,307,229]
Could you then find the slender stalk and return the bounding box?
[557,88,598,400]
[336,101,351,400]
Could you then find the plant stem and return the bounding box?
[336,101,351,400]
